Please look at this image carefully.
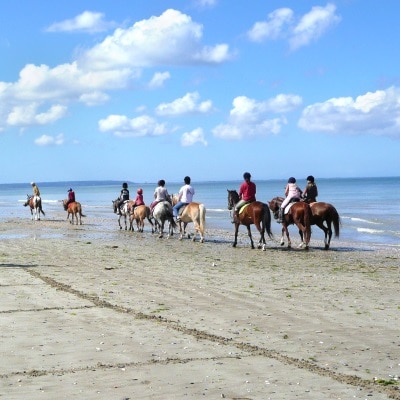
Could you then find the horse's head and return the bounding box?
[227,189,239,210]
[62,199,67,211]
[112,199,118,213]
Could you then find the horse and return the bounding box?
[305,201,341,249]
[171,194,206,243]
[112,199,131,230]
[63,200,86,225]
[151,201,176,238]
[227,190,273,250]
[129,205,153,232]
[23,195,45,221]
[268,197,312,249]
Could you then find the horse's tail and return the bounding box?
[262,204,273,240]
[332,206,340,238]
[37,199,45,216]
[146,206,154,226]
[198,204,206,233]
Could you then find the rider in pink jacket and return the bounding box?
[277,177,303,223]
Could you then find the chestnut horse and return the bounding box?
[269,197,312,249]
[63,200,86,225]
[227,190,273,250]
[129,205,153,232]
[24,195,45,221]
[306,202,341,249]
[171,195,206,243]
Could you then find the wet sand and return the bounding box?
[0,213,399,399]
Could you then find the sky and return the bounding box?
[1,0,399,184]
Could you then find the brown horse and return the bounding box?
[269,197,312,249]
[24,195,45,220]
[63,200,86,225]
[306,201,341,249]
[227,190,273,250]
[129,205,153,232]
[172,194,206,243]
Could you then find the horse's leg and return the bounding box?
[124,215,127,230]
[246,225,255,249]
[253,219,265,249]
[232,223,239,247]
[282,225,291,248]
[118,215,122,230]
[159,220,164,238]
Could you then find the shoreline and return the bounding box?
[1,215,399,399]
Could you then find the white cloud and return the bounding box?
[247,4,340,50]
[34,133,64,146]
[0,9,230,132]
[81,9,232,69]
[289,4,341,51]
[46,11,115,34]
[247,8,293,42]
[156,92,213,116]
[181,128,208,147]
[148,71,171,89]
[7,104,67,126]
[213,94,297,140]
[298,87,400,138]
[98,114,170,137]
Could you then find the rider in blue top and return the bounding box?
[173,176,195,221]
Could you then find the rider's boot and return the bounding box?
[277,207,283,223]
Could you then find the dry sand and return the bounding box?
[0,213,399,399]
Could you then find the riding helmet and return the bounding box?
[137,188,143,194]
[288,177,296,183]
[31,182,35,186]
[243,172,251,180]
[306,175,315,183]
[68,188,73,192]
[122,182,128,189]
[184,176,191,184]
[158,179,165,186]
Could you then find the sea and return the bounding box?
[0,177,399,248]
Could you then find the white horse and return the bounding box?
[151,201,176,238]
[112,199,131,230]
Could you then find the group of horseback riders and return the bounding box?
[115,176,195,221]
[232,172,318,224]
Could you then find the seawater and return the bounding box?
[0,177,399,247]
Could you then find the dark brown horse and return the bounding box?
[63,200,86,225]
[227,190,273,250]
[24,195,45,220]
[269,197,312,249]
[307,201,341,249]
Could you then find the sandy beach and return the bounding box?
[0,213,399,399]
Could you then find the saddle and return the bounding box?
[284,198,300,214]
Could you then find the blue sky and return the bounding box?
[1,0,399,184]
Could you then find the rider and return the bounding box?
[65,188,75,208]
[150,179,171,213]
[233,172,256,223]
[173,176,195,221]
[133,188,145,208]
[117,182,130,215]
[277,177,303,223]
[31,182,40,197]
[302,175,318,203]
